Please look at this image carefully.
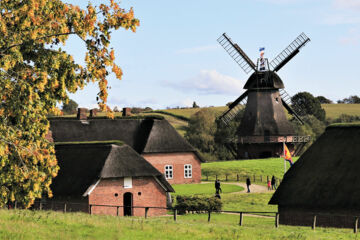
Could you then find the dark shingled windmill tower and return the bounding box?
[217,33,311,159]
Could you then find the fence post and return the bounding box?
[206,175,208,181]
[215,175,218,180]
[260,175,262,182]
[225,174,228,182]
[145,207,149,219]
[64,203,67,213]
[39,202,42,211]
[239,212,243,226]
[253,175,255,182]
[208,211,211,222]
[173,209,177,221]
[116,206,119,216]
[237,174,239,182]
[275,213,279,228]
[89,205,92,215]
[354,217,358,233]
[312,215,317,230]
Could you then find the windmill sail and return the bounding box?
[219,90,248,125]
[270,33,310,72]
[217,33,256,74]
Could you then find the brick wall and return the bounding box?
[142,152,201,184]
[88,177,167,217]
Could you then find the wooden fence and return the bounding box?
[202,173,282,186]
[25,200,360,233]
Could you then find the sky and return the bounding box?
[64,0,360,110]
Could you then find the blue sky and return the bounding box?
[64,0,360,109]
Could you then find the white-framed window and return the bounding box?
[124,177,132,188]
[184,164,192,178]
[165,165,173,179]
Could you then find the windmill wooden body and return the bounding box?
[217,33,310,159]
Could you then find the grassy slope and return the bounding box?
[322,104,360,119]
[201,157,299,180]
[0,209,356,240]
[172,183,243,196]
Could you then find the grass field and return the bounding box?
[172,183,243,196]
[201,157,299,181]
[0,209,357,239]
[322,104,360,119]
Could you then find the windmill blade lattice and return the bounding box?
[280,89,307,120]
[220,97,248,125]
[270,33,310,72]
[217,33,256,74]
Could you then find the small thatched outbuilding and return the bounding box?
[51,142,174,217]
[269,123,360,228]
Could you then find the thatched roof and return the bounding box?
[49,118,203,161]
[269,123,360,209]
[51,143,174,197]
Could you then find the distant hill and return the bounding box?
[58,104,359,137]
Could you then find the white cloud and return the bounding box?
[339,28,360,45]
[166,70,245,95]
[334,0,360,11]
[175,45,218,54]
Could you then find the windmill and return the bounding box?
[217,33,311,159]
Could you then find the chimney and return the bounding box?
[90,109,98,118]
[122,107,132,117]
[77,108,88,120]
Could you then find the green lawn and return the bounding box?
[201,157,298,181]
[0,209,357,239]
[172,183,243,196]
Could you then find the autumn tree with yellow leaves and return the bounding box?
[0,0,139,207]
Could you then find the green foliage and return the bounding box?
[192,101,200,108]
[61,99,78,114]
[0,0,139,208]
[185,109,217,154]
[292,92,326,121]
[172,183,243,196]
[316,96,333,104]
[328,114,360,124]
[175,195,222,214]
[337,95,360,104]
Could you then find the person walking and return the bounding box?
[271,176,277,190]
[215,179,222,194]
[246,177,251,193]
[267,179,271,190]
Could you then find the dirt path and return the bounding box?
[223,182,270,194]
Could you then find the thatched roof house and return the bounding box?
[49,115,204,184]
[51,142,174,217]
[269,123,360,228]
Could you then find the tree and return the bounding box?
[192,101,199,108]
[185,109,217,155]
[62,99,78,114]
[0,0,139,208]
[291,92,326,122]
[338,95,360,104]
[316,96,333,104]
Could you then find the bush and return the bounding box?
[175,195,222,214]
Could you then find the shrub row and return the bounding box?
[175,195,222,214]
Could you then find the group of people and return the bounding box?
[267,176,277,191]
[215,175,278,197]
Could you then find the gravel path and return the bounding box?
[222,182,271,194]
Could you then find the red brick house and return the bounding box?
[49,112,204,184]
[51,142,174,217]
